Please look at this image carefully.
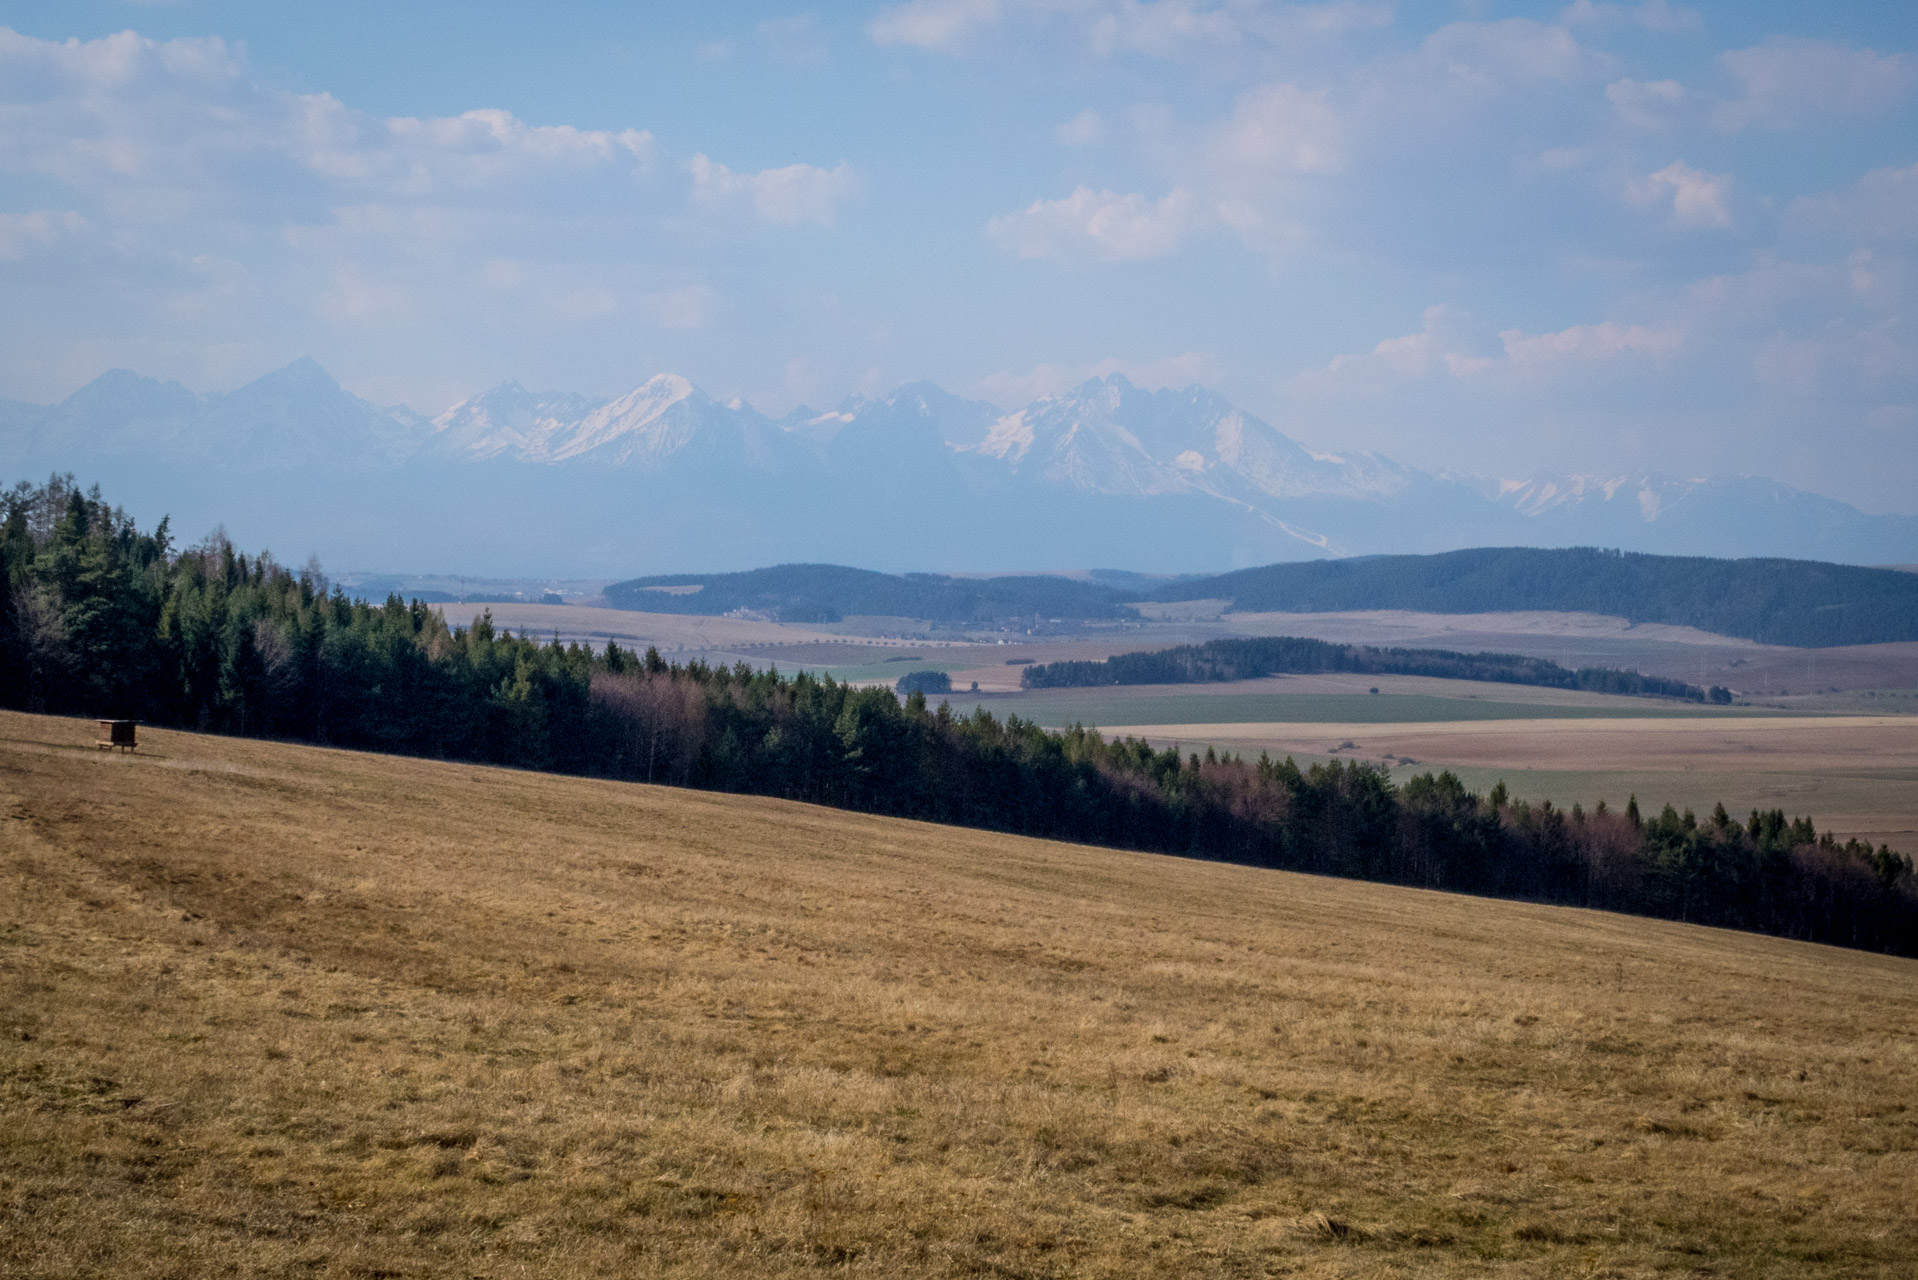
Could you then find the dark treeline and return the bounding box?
[4,476,1913,956]
[1022,634,1716,701]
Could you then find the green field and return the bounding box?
[940,689,1758,728]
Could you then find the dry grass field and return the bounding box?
[3,709,1916,1278]
[1099,715,1918,853]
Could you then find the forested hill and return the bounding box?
[1022,636,1712,701]
[604,564,1145,623]
[600,550,1918,646]
[1149,547,1918,648]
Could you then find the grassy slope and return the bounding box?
[2,710,1915,1279]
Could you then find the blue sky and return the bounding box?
[1,1,1915,509]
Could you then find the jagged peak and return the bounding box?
[59,367,198,411]
[238,357,343,395]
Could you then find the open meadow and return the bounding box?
[2,709,1916,1278]
[1091,714,1918,854]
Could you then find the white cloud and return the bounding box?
[1788,163,1918,242]
[371,108,656,193]
[1309,306,1493,385]
[1203,81,1342,175]
[0,209,88,259]
[1713,39,1916,132]
[0,27,854,400]
[1039,80,1340,263]
[1105,0,1393,57]
[1561,0,1700,33]
[0,29,660,226]
[688,156,860,227]
[1306,306,1680,390]
[1419,19,1593,91]
[1268,2,1394,39]
[868,0,1002,52]
[869,0,1390,59]
[1628,161,1731,229]
[1605,77,1685,128]
[1055,109,1105,146]
[984,185,1197,262]
[1499,320,1682,368]
[1089,1,1240,57]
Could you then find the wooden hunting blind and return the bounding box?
[97,720,137,752]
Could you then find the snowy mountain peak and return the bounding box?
[975,409,1035,463]
[1495,473,1723,521]
[10,359,1917,567]
[431,380,595,461]
[543,373,701,464]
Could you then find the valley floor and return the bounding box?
[2,710,1914,1278]
[1091,713,1918,853]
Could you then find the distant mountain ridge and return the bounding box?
[6,359,1918,573]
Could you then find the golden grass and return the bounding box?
[2,708,1915,1278]
[1099,715,1918,850]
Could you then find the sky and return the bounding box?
[1,1,1915,511]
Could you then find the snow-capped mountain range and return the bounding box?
[5,359,1915,574]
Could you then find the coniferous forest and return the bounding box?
[4,476,1914,955]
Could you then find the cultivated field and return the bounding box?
[458,601,1918,709]
[3,711,1915,1277]
[948,672,1770,726]
[1094,715,1918,854]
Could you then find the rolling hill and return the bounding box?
[1153,547,1918,647]
[3,709,1915,1277]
